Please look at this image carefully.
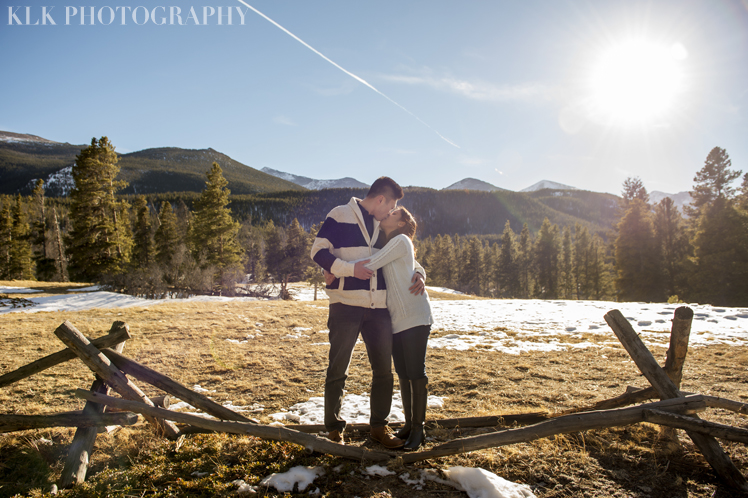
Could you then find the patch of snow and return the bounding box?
[443,466,536,498]
[259,466,324,493]
[269,391,445,425]
[0,286,42,294]
[364,465,395,477]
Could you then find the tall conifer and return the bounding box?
[67,137,129,281]
[188,162,244,294]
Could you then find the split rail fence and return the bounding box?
[0,307,746,491]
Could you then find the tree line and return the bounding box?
[1,138,747,306]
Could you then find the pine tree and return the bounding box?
[589,235,610,300]
[0,202,13,279]
[67,137,130,281]
[517,223,533,298]
[9,195,35,280]
[132,196,155,268]
[739,173,748,211]
[281,218,309,299]
[30,180,56,280]
[615,198,663,302]
[620,177,650,208]
[155,201,180,268]
[653,197,691,300]
[689,147,742,216]
[263,219,286,288]
[496,221,518,297]
[460,235,484,295]
[305,223,325,299]
[559,226,574,299]
[534,218,560,299]
[690,197,748,306]
[188,162,244,294]
[573,223,592,299]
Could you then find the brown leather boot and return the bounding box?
[327,429,344,445]
[370,426,404,449]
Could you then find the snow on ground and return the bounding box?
[269,391,445,426]
[248,464,535,497]
[0,286,42,294]
[2,286,746,350]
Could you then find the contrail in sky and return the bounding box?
[235,0,460,149]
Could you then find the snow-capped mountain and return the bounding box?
[443,178,506,192]
[521,180,578,192]
[261,167,368,190]
[649,190,692,211]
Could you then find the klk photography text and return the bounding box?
[7,5,250,25]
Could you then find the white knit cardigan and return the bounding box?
[361,234,433,334]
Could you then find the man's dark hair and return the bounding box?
[366,176,403,201]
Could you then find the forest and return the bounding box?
[1,137,747,306]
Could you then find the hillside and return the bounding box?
[0,132,303,196]
[261,167,368,190]
[527,188,620,230]
[213,187,618,238]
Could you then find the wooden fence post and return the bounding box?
[60,323,130,489]
[604,309,748,491]
[53,321,180,440]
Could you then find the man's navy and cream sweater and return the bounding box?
[311,197,424,309]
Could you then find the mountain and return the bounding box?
[526,188,620,230]
[261,167,368,190]
[521,180,578,192]
[443,178,506,192]
[0,131,303,196]
[650,190,692,212]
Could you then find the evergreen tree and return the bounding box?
[517,223,533,298]
[67,137,130,281]
[689,197,748,306]
[739,173,748,211]
[155,201,180,267]
[589,235,610,300]
[281,218,310,299]
[615,198,663,302]
[30,180,56,280]
[132,196,155,268]
[0,202,13,279]
[653,197,691,300]
[559,226,574,299]
[305,223,325,299]
[620,177,650,207]
[496,221,518,297]
[533,218,560,299]
[689,147,742,216]
[9,195,35,280]
[263,219,286,286]
[573,224,592,299]
[188,162,244,294]
[460,235,484,295]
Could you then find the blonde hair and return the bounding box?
[388,207,417,241]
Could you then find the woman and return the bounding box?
[327,207,433,450]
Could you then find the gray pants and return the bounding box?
[325,303,394,431]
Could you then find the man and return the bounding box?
[311,177,425,448]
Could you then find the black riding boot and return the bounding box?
[404,377,427,451]
[395,377,412,440]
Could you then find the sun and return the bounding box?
[589,39,687,126]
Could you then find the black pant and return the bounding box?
[392,325,430,381]
[325,303,394,431]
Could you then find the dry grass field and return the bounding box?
[0,280,747,497]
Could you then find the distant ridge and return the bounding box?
[521,180,578,192]
[261,167,368,190]
[443,178,506,192]
[0,131,303,196]
[650,190,692,211]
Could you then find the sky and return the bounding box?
[2,0,747,195]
